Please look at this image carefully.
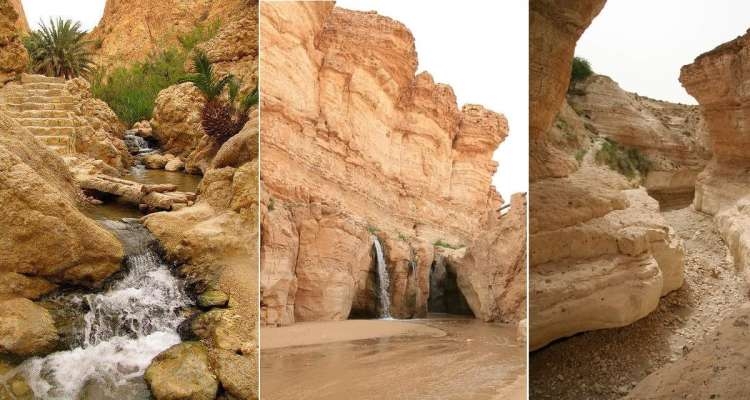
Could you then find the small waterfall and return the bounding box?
[371,235,391,319]
[123,132,155,155]
[16,220,191,399]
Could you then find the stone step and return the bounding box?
[20,74,65,84]
[17,118,76,128]
[37,135,71,146]
[20,82,68,91]
[26,126,76,136]
[2,87,68,97]
[47,144,71,155]
[3,103,75,111]
[5,109,71,119]
[2,95,74,104]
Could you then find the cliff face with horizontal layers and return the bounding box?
[681,30,750,286]
[0,0,123,357]
[529,0,686,350]
[88,0,251,70]
[569,75,710,199]
[260,1,522,327]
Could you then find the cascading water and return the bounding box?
[123,132,156,156]
[15,220,191,400]
[371,235,392,319]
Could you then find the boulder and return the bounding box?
[145,341,218,400]
[150,83,205,157]
[164,157,185,172]
[144,153,169,169]
[0,298,57,356]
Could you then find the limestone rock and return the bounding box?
[259,2,510,325]
[529,0,606,179]
[164,157,185,172]
[569,74,710,198]
[132,120,153,138]
[7,0,27,33]
[145,341,218,400]
[88,0,250,71]
[0,112,123,291]
[0,0,27,84]
[0,298,57,356]
[208,348,258,400]
[625,303,750,399]
[150,83,205,157]
[144,153,169,169]
[198,290,229,309]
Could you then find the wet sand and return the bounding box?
[261,317,525,400]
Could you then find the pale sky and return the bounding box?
[22,0,106,31]
[338,0,528,202]
[577,0,750,104]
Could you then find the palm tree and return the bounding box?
[181,51,258,143]
[23,18,94,79]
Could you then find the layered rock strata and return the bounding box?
[260,2,519,326]
[569,75,710,198]
[529,0,686,350]
[681,30,750,284]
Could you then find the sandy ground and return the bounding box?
[530,205,748,399]
[261,319,446,349]
[261,317,525,400]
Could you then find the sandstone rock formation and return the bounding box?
[625,303,750,398]
[529,0,686,350]
[0,0,27,84]
[569,75,710,199]
[150,83,205,158]
[529,0,606,179]
[7,0,26,33]
[260,2,516,326]
[0,111,124,292]
[88,0,252,71]
[145,341,218,400]
[681,30,750,285]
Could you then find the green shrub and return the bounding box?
[90,21,220,126]
[575,149,586,163]
[595,138,651,178]
[570,56,593,86]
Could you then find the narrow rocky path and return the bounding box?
[530,205,748,399]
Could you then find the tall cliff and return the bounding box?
[681,30,750,286]
[87,0,251,70]
[259,1,520,326]
[8,0,26,33]
[529,0,685,350]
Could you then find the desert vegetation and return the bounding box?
[23,18,93,79]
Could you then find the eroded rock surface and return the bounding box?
[569,75,710,198]
[0,0,28,84]
[260,2,515,326]
[0,298,57,356]
[529,0,685,350]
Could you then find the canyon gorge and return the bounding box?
[0,0,258,399]
[530,0,750,398]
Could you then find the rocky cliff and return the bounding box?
[529,0,686,350]
[259,1,519,326]
[569,75,710,199]
[88,0,251,70]
[8,0,26,33]
[681,29,750,286]
[0,0,27,84]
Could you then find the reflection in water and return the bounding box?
[261,318,525,400]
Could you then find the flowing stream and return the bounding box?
[17,220,192,400]
[371,236,391,319]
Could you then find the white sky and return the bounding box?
[577,0,750,104]
[22,0,106,31]
[338,0,528,202]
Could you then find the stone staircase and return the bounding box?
[0,74,93,155]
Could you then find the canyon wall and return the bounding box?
[681,30,750,286]
[8,0,26,33]
[88,0,251,71]
[0,0,27,84]
[259,1,519,326]
[569,75,710,198]
[529,0,685,350]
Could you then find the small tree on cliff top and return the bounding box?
[181,50,258,143]
[570,56,593,86]
[24,18,93,79]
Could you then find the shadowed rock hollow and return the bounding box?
[259,1,524,327]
